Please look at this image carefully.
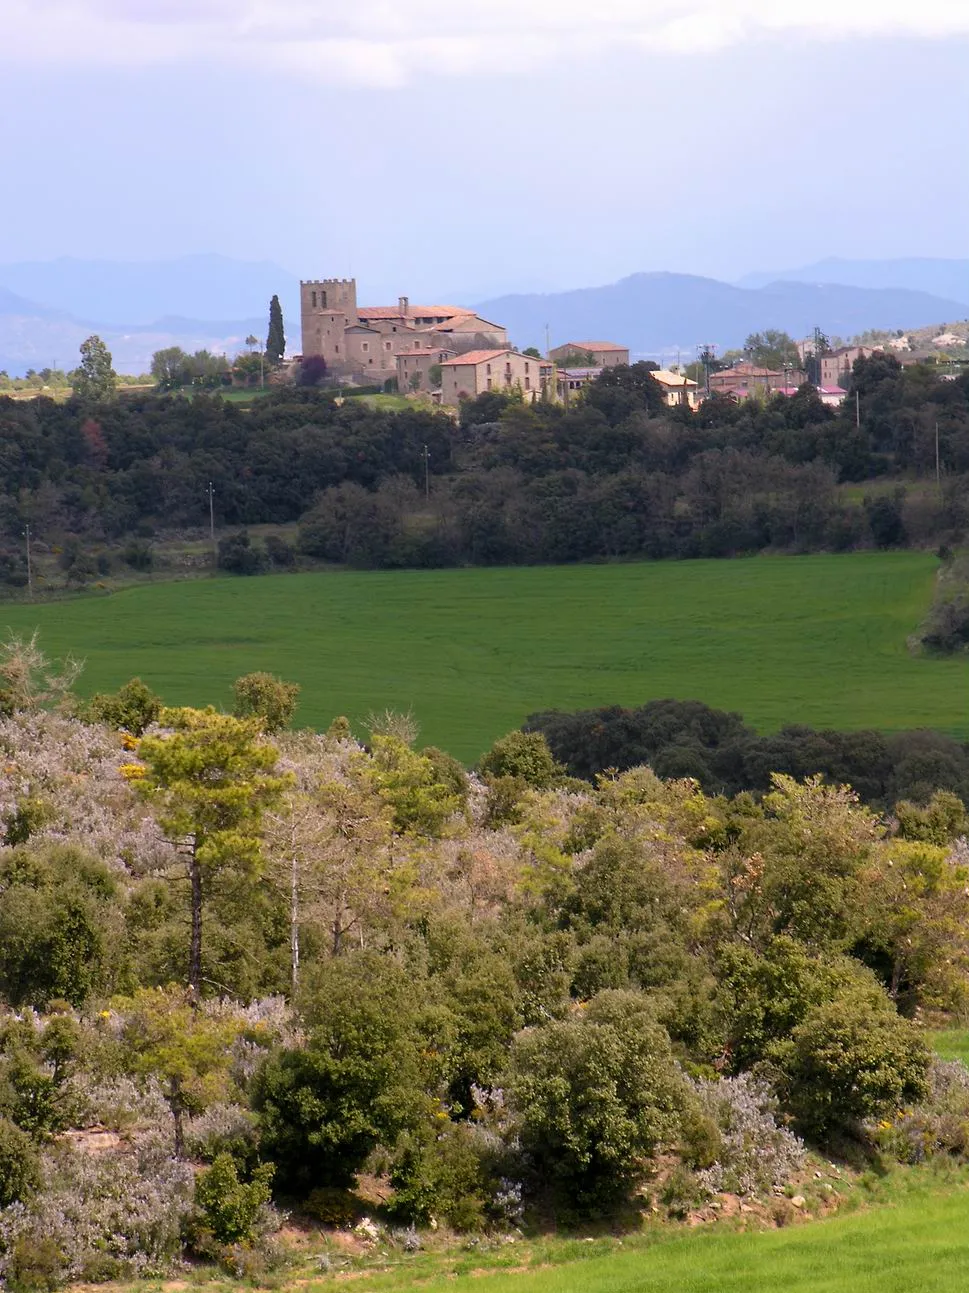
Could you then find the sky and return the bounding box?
[1,0,967,301]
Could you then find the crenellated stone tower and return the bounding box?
[300,278,359,367]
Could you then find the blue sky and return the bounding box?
[1,1,966,301]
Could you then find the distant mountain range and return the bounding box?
[0,254,300,328]
[476,273,969,361]
[0,255,967,375]
[737,257,969,302]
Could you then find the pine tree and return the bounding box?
[266,295,285,366]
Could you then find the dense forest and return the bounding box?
[524,698,969,809]
[0,354,967,585]
[0,646,969,1285]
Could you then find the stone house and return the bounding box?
[396,346,457,392]
[709,362,806,396]
[549,340,629,367]
[820,346,875,387]
[556,366,601,402]
[439,349,554,406]
[300,278,508,379]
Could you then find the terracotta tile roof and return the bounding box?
[555,340,627,352]
[440,349,511,367]
[437,314,502,330]
[357,305,471,321]
[650,369,697,387]
[396,346,456,357]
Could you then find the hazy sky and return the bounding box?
[1,1,967,300]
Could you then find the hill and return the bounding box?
[475,272,969,358]
[0,253,299,326]
[3,253,967,374]
[1,554,962,762]
[0,254,300,375]
[738,256,969,304]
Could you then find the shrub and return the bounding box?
[691,1074,805,1196]
[297,355,329,387]
[660,1164,706,1220]
[0,1144,193,1285]
[2,1234,62,1293]
[192,1152,274,1248]
[388,1121,495,1231]
[772,987,930,1139]
[121,541,154,571]
[0,1052,63,1137]
[479,731,563,789]
[184,1102,258,1167]
[304,1186,361,1227]
[253,955,425,1192]
[265,535,296,568]
[0,1117,41,1207]
[232,672,300,733]
[507,991,688,1214]
[876,1059,969,1164]
[217,531,268,575]
[85,677,161,736]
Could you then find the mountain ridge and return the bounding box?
[474,272,969,359]
[1,257,967,374]
[737,256,969,302]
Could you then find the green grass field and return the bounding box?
[332,1180,969,1293]
[931,1029,969,1067]
[3,551,964,761]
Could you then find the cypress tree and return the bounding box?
[266,295,285,365]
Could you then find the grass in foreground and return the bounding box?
[109,1167,969,1293]
[346,1177,969,1293]
[930,1028,969,1067]
[0,551,962,762]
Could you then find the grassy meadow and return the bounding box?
[336,1178,969,1293]
[3,551,963,761]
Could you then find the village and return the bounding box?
[295,275,929,409]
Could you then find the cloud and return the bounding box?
[4,0,967,83]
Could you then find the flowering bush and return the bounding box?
[0,1142,193,1285]
[62,1073,171,1136]
[875,1059,969,1164]
[691,1074,805,1197]
[184,1102,258,1165]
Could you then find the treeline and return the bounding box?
[0,355,967,582]
[0,643,969,1285]
[524,698,969,810]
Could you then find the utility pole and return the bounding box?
[545,323,550,359]
[24,523,32,601]
[206,481,216,559]
[422,444,430,501]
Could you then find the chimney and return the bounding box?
[399,295,409,316]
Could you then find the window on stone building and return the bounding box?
[311,291,317,307]
[321,291,327,308]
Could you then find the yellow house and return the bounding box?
[649,369,699,409]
